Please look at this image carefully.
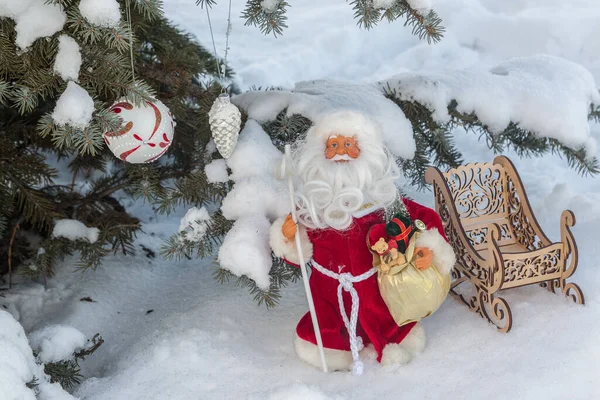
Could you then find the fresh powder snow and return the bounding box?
[218,215,273,290]
[53,35,82,82]
[0,0,33,19]
[0,311,78,400]
[406,0,433,12]
[79,0,121,29]
[29,325,86,364]
[372,0,396,9]
[232,81,416,160]
[204,159,229,183]
[205,138,217,156]
[382,54,600,156]
[52,82,95,129]
[0,0,67,50]
[52,219,100,244]
[259,384,342,400]
[1,0,600,399]
[217,120,290,287]
[260,0,280,13]
[178,207,211,242]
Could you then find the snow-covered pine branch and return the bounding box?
[233,55,599,176]
[381,55,600,160]
[0,310,93,399]
[198,0,444,40]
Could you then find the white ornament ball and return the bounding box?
[208,93,241,159]
[103,98,175,164]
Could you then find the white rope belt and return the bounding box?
[311,259,377,376]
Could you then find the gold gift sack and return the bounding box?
[370,232,451,327]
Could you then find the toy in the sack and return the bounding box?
[371,217,432,273]
[384,213,414,253]
[103,98,175,164]
[368,217,451,327]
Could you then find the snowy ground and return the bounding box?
[3,0,600,399]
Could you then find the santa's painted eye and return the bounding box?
[345,142,351,147]
[331,143,337,148]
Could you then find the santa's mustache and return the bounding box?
[330,154,353,162]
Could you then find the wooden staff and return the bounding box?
[281,144,328,373]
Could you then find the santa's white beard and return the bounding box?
[292,140,399,231]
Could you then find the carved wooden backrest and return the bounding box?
[442,162,517,250]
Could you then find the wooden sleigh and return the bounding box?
[425,156,585,332]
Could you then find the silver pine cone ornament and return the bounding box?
[208,93,242,158]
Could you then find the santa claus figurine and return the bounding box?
[269,111,456,373]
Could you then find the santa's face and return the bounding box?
[293,130,400,231]
[325,135,361,162]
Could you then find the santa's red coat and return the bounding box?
[293,198,447,362]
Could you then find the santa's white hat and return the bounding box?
[308,111,383,145]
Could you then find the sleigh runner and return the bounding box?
[425,156,585,333]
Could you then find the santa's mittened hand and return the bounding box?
[282,214,297,241]
[414,247,433,271]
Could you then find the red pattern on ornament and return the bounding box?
[119,145,141,161]
[147,101,162,141]
[106,102,135,138]
[145,133,171,162]
[110,100,171,162]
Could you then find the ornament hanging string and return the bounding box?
[126,0,135,82]
[204,0,233,91]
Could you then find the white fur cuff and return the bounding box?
[294,333,353,371]
[269,216,313,265]
[415,229,456,275]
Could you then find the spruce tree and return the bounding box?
[0,1,227,284]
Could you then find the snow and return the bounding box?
[29,325,86,363]
[178,207,211,242]
[52,219,100,244]
[0,0,67,50]
[2,0,600,399]
[0,311,36,391]
[218,120,289,286]
[52,82,95,129]
[406,0,432,12]
[0,0,33,18]
[218,215,272,290]
[205,138,217,155]
[262,384,341,400]
[232,81,416,159]
[79,0,121,29]
[221,176,288,221]
[0,311,77,400]
[204,159,229,183]
[261,0,280,13]
[54,35,82,82]
[225,120,283,181]
[372,0,395,9]
[382,54,600,156]
[37,382,80,400]
[233,57,598,160]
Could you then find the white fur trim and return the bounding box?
[270,216,313,265]
[399,323,426,356]
[310,111,382,144]
[293,333,353,371]
[381,343,413,366]
[416,229,456,275]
